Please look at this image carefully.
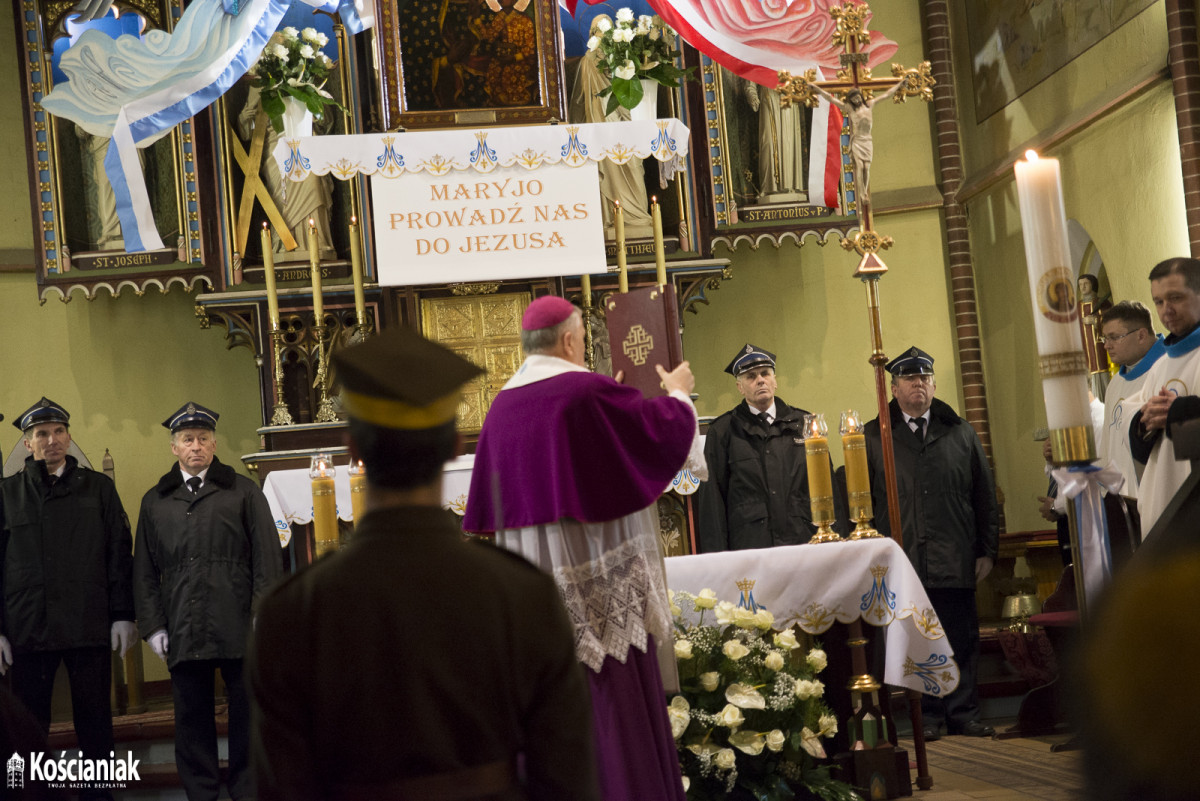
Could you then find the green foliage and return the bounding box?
[249,26,346,134]
[588,8,695,113]
[668,590,860,801]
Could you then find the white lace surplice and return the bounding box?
[497,507,678,689]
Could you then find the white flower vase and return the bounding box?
[281,96,313,140]
[629,79,659,122]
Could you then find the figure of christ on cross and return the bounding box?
[775,3,933,232]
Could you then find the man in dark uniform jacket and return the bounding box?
[0,398,135,801]
[864,347,999,740]
[698,343,844,551]
[133,402,282,801]
[249,326,599,801]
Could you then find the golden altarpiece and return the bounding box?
[15,0,864,563]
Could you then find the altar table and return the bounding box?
[259,455,476,545]
[664,538,960,698]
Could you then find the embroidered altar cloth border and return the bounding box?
[664,538,960,698]
[273,119,690,182]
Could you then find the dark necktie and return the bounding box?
[187,476,202,495]
[759,411,771,429]
[912,418,926,441]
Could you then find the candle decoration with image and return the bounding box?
[1014,150,1095,466]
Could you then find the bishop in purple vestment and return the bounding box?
[465,297,703,801]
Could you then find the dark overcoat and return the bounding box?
[865,398,999,588]
[133,456,281,667]
[248,506,599,801]
[0,455,134,651]
[698,398,846,552]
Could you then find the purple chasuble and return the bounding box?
[464,371,694,532]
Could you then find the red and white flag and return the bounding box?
[563,0,898,208]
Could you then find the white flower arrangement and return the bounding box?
[668,589,861,801]
[587,8,692,115]
[251,26,343,134]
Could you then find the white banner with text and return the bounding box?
[371,161,606,285]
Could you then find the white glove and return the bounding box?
[0,636,11,676]
[148,629,169,662]
[111,621,137,658]
[975,556,994,582]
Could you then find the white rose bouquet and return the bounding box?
[668,589,860,801]
[587,9,693,115]
[251,26,345,133]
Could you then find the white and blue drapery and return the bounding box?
[39,0,372,253]
[1051,462,1122,606]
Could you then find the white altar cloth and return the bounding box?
[664,538,960,698]
[274,119,691,183]
[260,455,476,545]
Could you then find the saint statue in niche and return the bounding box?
[238,85,336,263]
[568,13,652,236]
[739,79,807,204]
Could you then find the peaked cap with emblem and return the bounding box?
[333,326,484,430]
[886,346,935,377]
[13,397,67,431]
[724,343,777,377]
[163,402,219,432]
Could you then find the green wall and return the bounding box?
[684,0,957,467]
[951,0,1188,533]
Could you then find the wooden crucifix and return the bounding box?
[776,3,934,241]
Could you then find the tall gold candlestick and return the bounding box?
[349,216,366,326]
[581,272,591,307]
[840,410,880,539]
[652,195,666,287]
[310,454,338,557]
[261,223,280,330]
[308,219,324,323]
[348,459,366,532]
[614,200,628,293]
[804,413,841,543]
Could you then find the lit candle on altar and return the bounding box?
[261,222,279,330]
[652,195,666,287]
[308,219,324,323]
[614,200,628,293]
[840,410,870,520]
[1014,150,1091,434]
[581,272,592,308]
[804,413,840,542]
[310,454,338,557]
[349,216,366,326]
[348,459,367,527]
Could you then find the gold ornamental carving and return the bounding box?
[622,324,654,366]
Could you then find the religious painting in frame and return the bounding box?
[965,0,1156,122]
[15,0,214,302]
[693,52,855,251]
[375,0,568,131]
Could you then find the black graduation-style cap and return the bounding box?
[162,402,220,432]
[14,397,66,431]
[333,326,484,430]
[724,343,777,377]
[886,346,935,377]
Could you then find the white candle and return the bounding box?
[261,223,279,330]
[308,219,324,323]
[1014,151,1091,431]
[349,216,365,325]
